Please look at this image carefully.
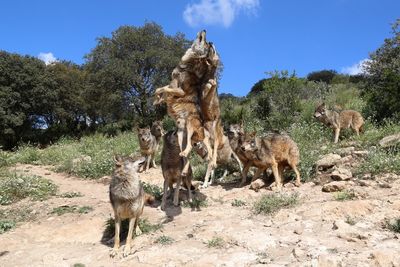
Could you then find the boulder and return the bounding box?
[322,181,347,192]
[379,133,400,148]
[317,254,343,267]
[371,249,400,267]
[315,154,342,169]
[250,178,266,192]
[334,147,355,156]
[330,167,352,181]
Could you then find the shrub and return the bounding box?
[142,182,163,201]
[155,235,174,245]
[231,199,246,207]
[334,190,356,201]
[386,218,400,233]
[207,236,225,248]
[253,193,299,215]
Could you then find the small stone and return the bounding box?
[250,179,266,192]
[322,181,347,192]
[292,247,305,259]
[379,133,400,148]
[317,254,343,267]
[353,151,369,157]
[334,147,355,156]
[315,154,342,169]
[330,167,352,181]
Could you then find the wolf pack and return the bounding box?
[108,31,365,257]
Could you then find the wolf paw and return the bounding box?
[135,227,142,236]
[122,245,131,257]
[179,150,189,157]
[109,248,119,258]
[295,181,301,187]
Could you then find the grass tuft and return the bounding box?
[231,199,246,207]
[155,235,174,245]
[334,189,356,201]
[253,193,299,215]
[207,236,225,248]
[0,220,16,234]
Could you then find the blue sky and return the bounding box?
[0,0,398,96]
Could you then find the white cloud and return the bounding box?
[183,0,260,28]
[341,58,370,75]
[38,52,57,65]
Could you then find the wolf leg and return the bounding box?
[161,179,168,211]
[251,168,264,183]
[232,152,243,172]
[110,216,121,257]
[291,163,301,187]
[202,162,213,188]
[123,217,136,257]
[239,163,250,187]
[173,176,182,206]
[185,178,193,203]
[334,128,340,143]
[271,162,282,191]
[179,122,194,158]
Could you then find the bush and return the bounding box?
[155,235,174,245]
[334,190,356,201]
[386,218,400,233]
[253,193,298,215]
[0,220,16,234]
[142,182,163,201]
[207,236,225,248]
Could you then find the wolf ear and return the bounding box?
[113,155,122,166]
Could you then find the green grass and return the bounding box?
[334,190,356,201]
[386,218,400,233]
[50,205,93,216]
[7,132,140,179]
[356,149,400,176]
[345,216,357,225]
[0,220,16,234]
[182,198,208,209]
[155,235,174,245]
[253,193,299,215]
[72,264,86,267]
[207,236,225,248]
[231,199,246,207]
[0,171,58,205]
[58,191,83,198]
[142,182,163,201]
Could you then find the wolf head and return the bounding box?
[151,121,165,138]
[240,132,258,153]
[113,155,145,175]
[314,103,327,119]
[193,141,207,159]
[137,127,152,144]
[227,123,245,140]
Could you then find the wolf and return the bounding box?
[240,131,301,190]
[314,103,365,143]
[137,127,157,172]
[160,130,194,211]
[151,120,165,156]
[227,122,258,186]
[109,155,145,257]
[193,132,242,188]
[154,30,214,176]
[198,42,222,169]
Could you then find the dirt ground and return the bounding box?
[0,164,399,267]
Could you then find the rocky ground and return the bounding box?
[0,151,400,267]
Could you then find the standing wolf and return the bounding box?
[109,155,145,257]
[137,127,157,172]
[160,130,194,210]
[314,103,364,143]
[240,132,301,190]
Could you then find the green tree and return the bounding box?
[0,51,49,149]
[84,22,190,126]
[307,69,337,84]
[363,19,400,121]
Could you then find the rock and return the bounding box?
[377,181,392,188]
[371,249,400,267]
[330,167,352,181]
[317,254,343,267]
[315,154,342,169]
[334,147,355,156]
[379,133,400,148]
[250,179,266,192]
[314,174,333,185]
[353,150,369,157]
[358,180,373,187]
[322,181,347,192]
[333,220,367,242]
[338,155,353,164]
[292,247,305,259]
